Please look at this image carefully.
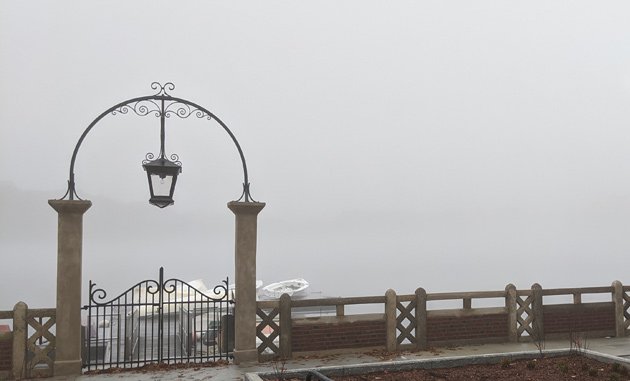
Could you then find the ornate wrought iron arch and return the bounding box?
[60,82,254,203]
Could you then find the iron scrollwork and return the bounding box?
[164,101,212,120]
[87,282,108,306]
[142,153,182,166]
[211,279,231,301]
[112,99,212,121]
[112,99,162,117]
[61,81,255,203]
[111,83,212,121]
[151,81,174,96]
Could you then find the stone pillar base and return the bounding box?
[233,348,258,364]
[54,359,82,376]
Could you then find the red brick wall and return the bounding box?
[292,317,385,352]
[427,312,508,343]
[0,332,12,371]
[543,302,615,335]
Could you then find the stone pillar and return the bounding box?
[49,200,92,376]
[505,284,518,342]
[612,281,625,337]
[279,293,292,359]
[531,283,544,342]
[227,201,265,364]
[385,289,397,352]
[12,302,27,380]
[415,288,427,350]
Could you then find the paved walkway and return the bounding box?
[42,337,630,381]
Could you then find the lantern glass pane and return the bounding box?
[150,173,174,197]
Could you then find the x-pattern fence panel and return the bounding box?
[623,290,630,333]
[516,294,535,339]
[256,307,280,358]
[396,299,417,347]
[25,309,56,378]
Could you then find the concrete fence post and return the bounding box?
[531,283,544,341]
[12,302,27,380]
[612,280,625,337]
[415,288,427,350]
[227,201,265,364]
[279,293,292,359]
[48,199,92,376]
[385,289,397,352]
[505,284,518,342]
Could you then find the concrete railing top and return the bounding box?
[541,286,612,296]
[0,311,12,320]
[257,283,623,310]
[257,295,385,309]
[426,290,506,301]
[0,308,56,320]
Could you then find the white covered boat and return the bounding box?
[259,278,309,299]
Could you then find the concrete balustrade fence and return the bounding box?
[2,281,630,378]
[255,281,630,361]
[0,303,56,380]
[0,324,12,376]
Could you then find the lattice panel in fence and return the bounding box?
[516,295,535,338]
[256,307,280,357]
[26,313,56,378]
[623,291,630,332]
[396,300,417,346]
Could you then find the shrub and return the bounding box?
[611,363,628,376]
[558,362,569,373]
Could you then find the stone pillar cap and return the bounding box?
[227,201,266,215]
[48,199,92,214]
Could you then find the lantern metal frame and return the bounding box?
[142,153,182,208]
[141,96,182,208]
[59,82,254,204]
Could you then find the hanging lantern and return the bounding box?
[143,154,182,208]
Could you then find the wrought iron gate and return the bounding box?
[81,267,233,370]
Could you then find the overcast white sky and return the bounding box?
[2,1,630,310]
